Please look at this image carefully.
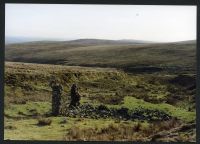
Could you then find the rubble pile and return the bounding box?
[61,104,172,121]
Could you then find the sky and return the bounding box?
[5,4,197,42]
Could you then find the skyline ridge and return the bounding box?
[5,36,196,45]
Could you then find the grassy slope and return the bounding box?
[5,62,195,119]
[5,41,196,69]
[4,40,196,141]
[4,62,196,141]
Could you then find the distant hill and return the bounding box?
[5,39,196,72]
[5,37,153,45]
[61,39,153,45]
[5,36,71,44]
[5,36,35,44]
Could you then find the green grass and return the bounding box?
[4,114,150,140]
[4,61,196,141]
[5,117,69,140]
[121,96,195,122]
[5,102,51,118]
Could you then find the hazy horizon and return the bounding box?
[5,4,196,43]
[5,35,196,44]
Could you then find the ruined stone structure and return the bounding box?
[69,84,81,107]
[49,80,63,116]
